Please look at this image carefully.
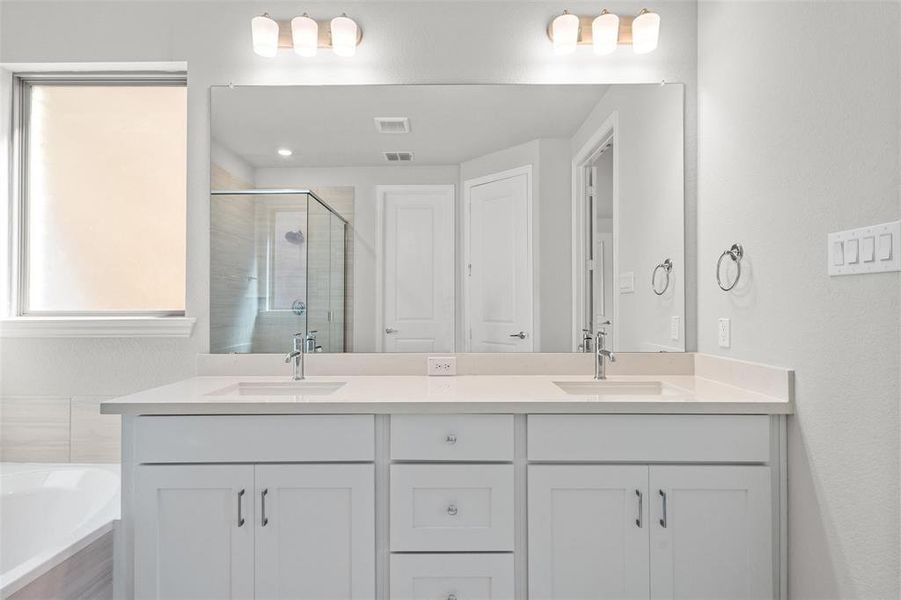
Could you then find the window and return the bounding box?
[14,75,187,317]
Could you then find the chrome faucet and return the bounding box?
[594,329,616,380]
[284,332,306,381]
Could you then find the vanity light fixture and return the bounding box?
[277,148,293,157]
[251,13,280,57]
[631,9,661,54]
[330,14,359,57]
[592,10,620,55]
[547,8,660,55]
[251,12,362,57]
[551,11,580,55]
[291,14,319,57]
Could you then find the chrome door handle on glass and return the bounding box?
[659,489,667,528]
[261,488,269,527]
[447,504,459,516]
[237,489,245,527]
[509,331,526,339]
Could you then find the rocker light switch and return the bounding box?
[829,221,901,275]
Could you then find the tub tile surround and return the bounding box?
[0,396,119,463]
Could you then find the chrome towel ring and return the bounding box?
[651,259,673,296]
[716,243,744,291]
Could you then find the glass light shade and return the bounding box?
[330,15,358,57]
[291,15,319,57]
[251,14,279,57]
[592,11,619,55]
[631,9,660,54]
[552,12,580,55]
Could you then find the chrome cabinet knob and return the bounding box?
[445,433,457,444]
[385,328,397,334]
[447,595,458,600]
[447,504,458,516]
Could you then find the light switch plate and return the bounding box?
[618,272,635,294]
[829,220,901,275]
[427,356,456,376]
[717,318,731,348]
[670,316,680,341]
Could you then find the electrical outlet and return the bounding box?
[427,356,457,376]
[717,318,731,348]
[670,316,680,341]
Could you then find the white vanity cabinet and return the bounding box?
[130,416,376,600]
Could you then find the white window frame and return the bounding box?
[1,69,195,338]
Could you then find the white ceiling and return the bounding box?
[211,84,610,168]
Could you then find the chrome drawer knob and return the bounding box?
[445,433,457,444]
[447,504,458,516]
[447,595,458,600]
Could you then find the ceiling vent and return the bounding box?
[374,117,411,134]
[384,151,414,162]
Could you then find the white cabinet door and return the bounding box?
[390,554,514,600]
[254,464,375,600]
[528,465,650,600]
[135,464,254,600]
[649,466,772,600]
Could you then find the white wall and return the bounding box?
[698,2,900,598]
[571,84,685,352]
[254,165,459,352]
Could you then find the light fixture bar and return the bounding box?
[547,14,635,46]
[275,17,363,50]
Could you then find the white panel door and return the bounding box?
[379,185,455,352]
[390,553,514,600]
[134,465,254,600]
[465,167,532,351]
[254,464,375,600]
[528,465,650,600]
[649,466,772,600]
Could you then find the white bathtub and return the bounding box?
[0,463,120,597]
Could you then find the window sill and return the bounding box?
[0,316,196,338]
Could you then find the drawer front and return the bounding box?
[391,414,513,461]
[135,415,374,463]
[528,415,771,463]
[390,554,514,600]
[390,464,514,551]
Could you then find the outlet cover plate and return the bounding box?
[717,318,731,348]
[427,356,457,376]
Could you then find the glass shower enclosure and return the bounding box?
[210,189,348,354]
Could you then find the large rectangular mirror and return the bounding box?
[210,84,685,354]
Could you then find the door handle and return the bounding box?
[635,489,642,528]
[385,328,397,334]
[261,488,269,527]
[659,489,667,528]
[237,489,245,527]
[509,331,526,339]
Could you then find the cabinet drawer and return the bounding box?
[391,414,513,461]
[135,415,374,463]
[390,464,514,551]
[528,415,770,463]
[390,554,514,600]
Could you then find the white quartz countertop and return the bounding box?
[101,374,793,415]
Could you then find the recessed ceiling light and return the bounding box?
[277,148,293,157]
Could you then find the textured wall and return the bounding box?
[697,2,901,598]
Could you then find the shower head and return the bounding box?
[284,230,305,245]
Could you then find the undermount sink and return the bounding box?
[209,381,346,397]
[553,380,663,396]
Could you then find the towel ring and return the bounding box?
[716,243,744,292]
[651,259,673,296]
